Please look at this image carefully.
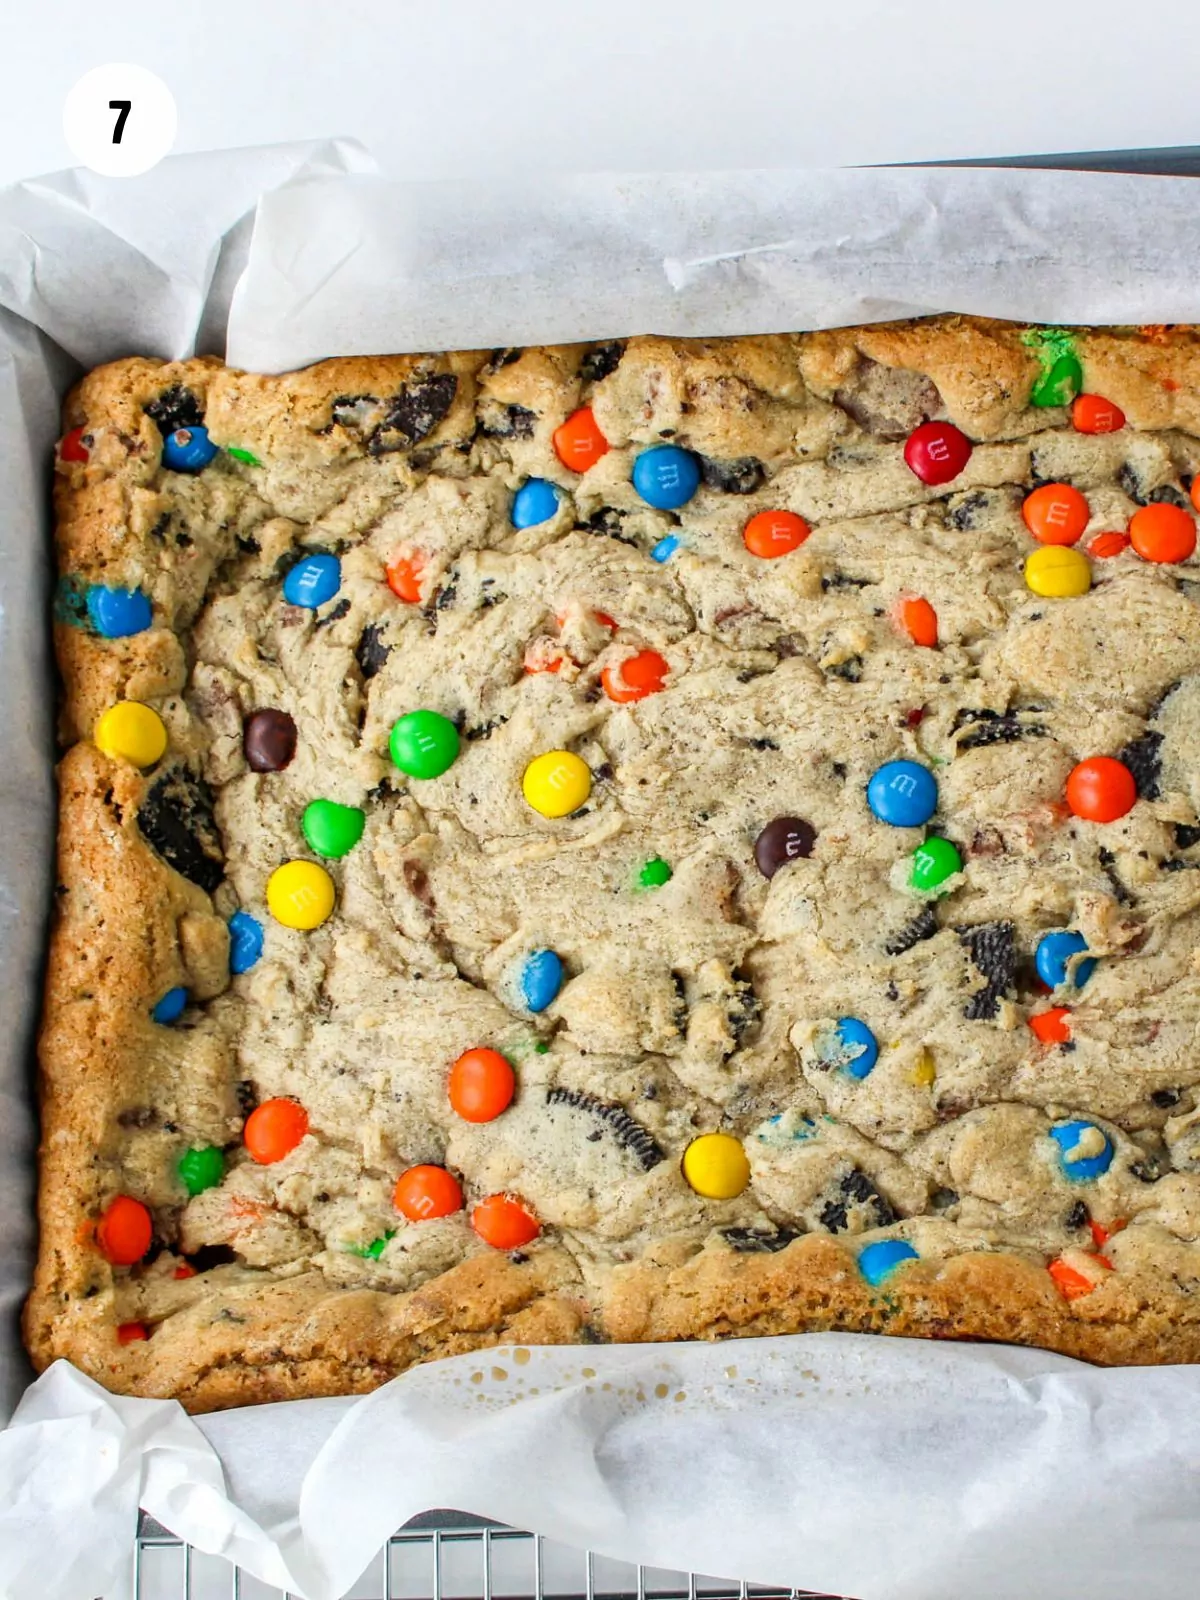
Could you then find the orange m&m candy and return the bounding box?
[743,510,810,559]
[1022,483,1090,546]
[553,407,610,473]
[244,1098,309,1164]
[601,650,670,703]
[1128,503,1197,565]
[1191,478,1200,516]
[1065,756,1137,823]
[386,551,426,603]
[1087,531,1129,559]
[895,596,938,648]
[1029,1007,1072,1044]
[1048,1257,1101,1300]
[471,1193,540,1249]
[1071,394,1126,435]
[448,1047,515,1122]
[97,1195,153,1266]
[394,1164,464,1222]
[117,1321,148,1345]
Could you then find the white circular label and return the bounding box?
[62,65,177,177]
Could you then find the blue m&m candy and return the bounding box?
[823,1017,879,1079]
[152,986,187,1025]
[858,1239,919,1285]
[866,760,938,828]
[511,478,560,529]
[161,425,218,473]
[520,949,564,1013]
[283,553,341,609]
[86,585,152,639]
[1049,1120,1114,1181]
[631,446,701,511]
[651,534,681,563]
[1035,930,1095,990]
[229,910,265,975]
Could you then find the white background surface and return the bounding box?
[4,0,1200,188]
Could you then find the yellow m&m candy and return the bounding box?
[93,701,168,767]
[267,860,335,930]
[682,1132,750,1199]
[1024,545,1091,599]
[522,750,592,818]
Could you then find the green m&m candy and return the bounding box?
[178,1145,224,1196]
[1031,352,1083,408]
[302,798,366,859]
[638,856,672,889]
[910,837,963,895]
[389,710,459,779]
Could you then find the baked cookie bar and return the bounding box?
[28,319,1200,1411]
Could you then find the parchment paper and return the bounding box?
[5,150,1200,1600]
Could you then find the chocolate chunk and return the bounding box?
[188,1244,238,1272]
[699,455,765,495]
[145,385,203,435]
[1118,731,1163,800]
[884,904,939,956]
[479,403,537,439]
[355,624,391,680]
[720,1226,800,1254]
[754,816,817,879]
[580,341,625,383]
[545,1086,665,1170]
[367,373,458,455]
[956,921,1016,1020]
[817,1168,897,1235]
[243,708,297,773]
[137,769,224,894]
[1152,1088,1182,1109]
[954,708,1048,750]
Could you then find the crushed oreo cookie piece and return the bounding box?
[479,403,537,439]
[885,904,939,956]
[1065,1199,1090,1230]
[137,768,224,894]
[720,1226,800,1254]
[821,572,872,592]
[580,506,638,546]
[816,1168,897,1235]
[145,385,203,435]
[956,921,1016,1020]
[367,373,458,455]
[1152,1088,1182,1109]
[545,1086,665,1171]
[699,455,766,495]
[728,973,762,1049]
[1174,823,1200,850]
[580,341,625,383]
[464,717,509,742]
[188,1244,238,1272]
[313,597,351,631]
[1118,731,1163,800]
[1097,846,1134,904]
[484,348,522,372]
[827,656,864,682]
[954,708,1048,750]
[929,1187,959,1211]
[355,624,391,680]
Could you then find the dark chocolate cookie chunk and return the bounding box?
[545,1086,665,1171]
[145,385,203,435]
[956,921,1016,1020]
[137,768,224,893]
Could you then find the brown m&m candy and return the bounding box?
[244,709,297,772]
[754,817,817,878]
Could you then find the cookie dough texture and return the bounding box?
[28,318,1200,1412]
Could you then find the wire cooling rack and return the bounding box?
[130,1513,841,1600]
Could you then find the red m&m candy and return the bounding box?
[1065,756,1137,823]
[553,407,610,473]
[1071,394,1126,435]
[117,1321,148,1344]
[60,427,90,463]
[903,421,972,486]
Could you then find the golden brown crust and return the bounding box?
[32,320,1200,1411]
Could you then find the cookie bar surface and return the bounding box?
[29,320,1200,1409]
